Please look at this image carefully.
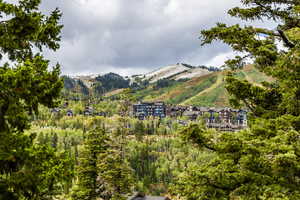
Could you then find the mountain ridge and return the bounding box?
[62,64,268,107]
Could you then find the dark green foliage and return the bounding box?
[226,74,283,118]
[181,63,195,69]
[126,135,214,196]
[154,78,177,89]
[63,72,130,97]
[13,145,72,199]
[72,128,133,200]
[77,79,89,96]
[172,117,300,199]
[98,147,134,200]
[72,128,110,200]
[0,0,66,199]
[134,121,146,141]
[171,0,300,199]
[0,182,17,200]
[62,76,90,97]
[130,78,149,91]
[181,63,221,72]
[51,132,58,149]
[198,65,221,72]
[0,0,62,61]
[0,132,72,200]
[63,76,76,90]
[92,81,105,96]
[94,72,130,94]
[0,56,62,132]
[127,142,158,189]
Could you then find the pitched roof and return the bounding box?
[145,197,168,200]
[129,196,168,200]
[128,194,169,200]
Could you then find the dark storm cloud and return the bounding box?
[39,0,259,76]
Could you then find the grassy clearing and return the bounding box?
[182,73,223,105]
[166,74,218,104]
[187,82,228,107]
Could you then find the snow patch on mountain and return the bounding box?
[144,63,189,83]
[173,68,211,80]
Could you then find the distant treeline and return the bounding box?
[62,73,131,96]
[181,63,221,72]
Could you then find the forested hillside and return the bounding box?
[62,73,131,98]
[64,65,269,107]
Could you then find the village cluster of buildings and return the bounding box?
[51,101,248,131]
[51,106,107,117]
[133,102,248,131]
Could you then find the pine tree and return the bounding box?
[98,147,134,200]
[72,127,134,200]
[51,132,58,149]
[171,1,300,199]
[134,121,145,141]
[72,128,110,200]
[0,0,66,199]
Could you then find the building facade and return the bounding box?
[133,102,166,119]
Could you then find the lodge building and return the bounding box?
[132,102,166,120]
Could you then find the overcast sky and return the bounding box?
[39,0,269,76]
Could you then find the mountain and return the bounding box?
[62,64,270,107]
[131,65,271,107]
[62,73,130,97]
[62,76,90,96]
[138,63,213,83]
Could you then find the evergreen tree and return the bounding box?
[0,0,66,199]
[72,128,110,200]
[171,1,300,199]
[72,128,133,200]
[51,132,58,149]
[98,147,134,200]
[134,121,145,141]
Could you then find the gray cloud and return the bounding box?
[39,0,272,76]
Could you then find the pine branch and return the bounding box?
[277,29,295,48]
